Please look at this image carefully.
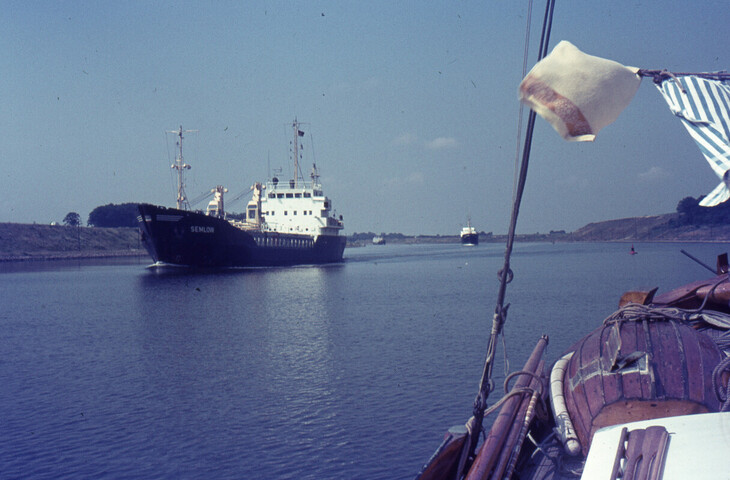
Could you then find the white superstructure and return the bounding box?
[460,224,477,237]
[240,120,343,238]
[242,172,343,237]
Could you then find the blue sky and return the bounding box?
[2,1,728,235]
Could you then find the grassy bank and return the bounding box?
[350,214,730,246]
[0,223,145,262]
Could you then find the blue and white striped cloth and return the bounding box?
[656,76,730,206]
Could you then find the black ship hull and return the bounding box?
[137,204,346,268]
[460,233,478,246]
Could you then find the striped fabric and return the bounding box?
[656,76,730,206]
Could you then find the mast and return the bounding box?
[464,0,557,471]
[292,118,307,188]
[168,126,195,210]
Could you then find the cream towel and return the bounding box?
[519,41,641,142]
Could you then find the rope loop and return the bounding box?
[713,355,730,411]
[497,268,514,284]
[504,369,544,396]
[483,387,537,417]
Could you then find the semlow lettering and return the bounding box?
[190,226,215,233]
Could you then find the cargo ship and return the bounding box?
[460,218,479,246]
[137,120,346,268]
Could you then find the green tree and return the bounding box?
[63,211,81,227]
[87,203,139,227]
[676,196,700,225]
[675,195,730,226]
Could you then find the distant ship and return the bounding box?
[460,218,479,246]
[137,120,346,268]
[372,236,385,245]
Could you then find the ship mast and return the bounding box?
[292,118,306,188]
[168,126,195,210]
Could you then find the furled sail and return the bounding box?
[655,75,730,206]
[518,41,641,142]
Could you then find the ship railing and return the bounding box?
[326,216,343,228]
[265,179,322,192]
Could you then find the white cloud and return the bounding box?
[392,132,417,146]
[638,166,670,181]
[384,171,425,187]
[425,137,457,149]
[405,172,425,184]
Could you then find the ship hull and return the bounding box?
[460,233,478,246]
[137,204,346,268]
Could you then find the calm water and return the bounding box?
[1,242,728,479]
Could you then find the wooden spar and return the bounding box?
[649,274,730,309]
[695,280,730,304]
[415,425,469,480]
[491,360,545,480]
[652,255,730,308]
[465,336,548,480]
[503,377,544,479]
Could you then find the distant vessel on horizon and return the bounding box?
[372,235,385,245]
[137,120,346,268]
[460,218,479,246]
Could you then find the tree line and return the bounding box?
[66,195,729,230]
[63,203,141,228]
[674,196,730,226]
[65,203,246,228]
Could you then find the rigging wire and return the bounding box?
[512,0,534,203]
[188,189,214,208]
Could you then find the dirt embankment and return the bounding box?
[0,223,145,262]
[570,213,730,242]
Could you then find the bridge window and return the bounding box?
[303,192,311,198]
[284,211,288,216]
[277,193,284,199]
[268,193,275,198]
[286,193,293,198]
[295,193,302,198]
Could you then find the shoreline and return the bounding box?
[3,214,730,263]
[8,238,730,264]
[0,250,147,263]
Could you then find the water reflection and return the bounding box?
[0,256,145,274]
[132,264,351,476]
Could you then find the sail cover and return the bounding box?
[519,41,641,142]
[655,76,730,206]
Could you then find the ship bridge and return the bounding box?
[248,176,343,236]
